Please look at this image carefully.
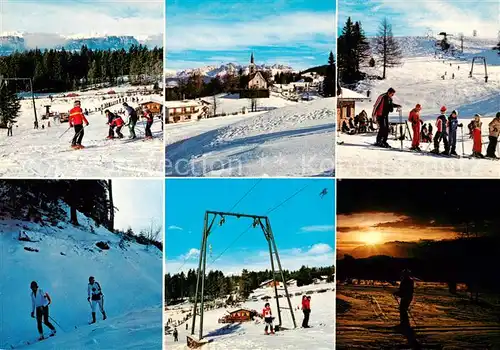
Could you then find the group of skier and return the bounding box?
[373,87,500,159]
[66,100,156,148]
[29,276,106,341]
[260,295,312,335]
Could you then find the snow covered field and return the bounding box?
[166,94,335,177]
[165,283,335,349]
[0,85,163,177]
[0,208,162,349]
[337,36,500,177]
[336,284,500,349]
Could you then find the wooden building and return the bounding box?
[140,100,163,115]
[337,86,370,126]
[165,100,211,123]
[218,308,254,323]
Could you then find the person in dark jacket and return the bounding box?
[372,88,402,148]
[431,106,449,154]
[393,269,414,329]
[447,110,462,156]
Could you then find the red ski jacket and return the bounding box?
[69,106,89,126]
[143,111,154,122]
[262,307,272,318]
[473,128,482,152]
[302,298,310,310]
[111,116,124,127]
[408,109,421,126]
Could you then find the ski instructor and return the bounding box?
[372,88,402,148]
[88,276,107,324]
[69,100,89,149]
[123,102,138,139]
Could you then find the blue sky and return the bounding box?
[165,179,335,275]
[113,179,163,239]
[166,0,336,71]
[1,0,163,47]
[338,0,499,38]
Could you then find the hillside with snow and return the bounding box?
[0,203,162,349]
[338,36,500,177]
[165,94,335,177]
[0,85,163,177]
[165,283,334,350]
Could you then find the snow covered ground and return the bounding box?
[0,207,162,349]
[0,85,163,177]
[165,283,334,349]
[166,94,335,177]
[336,284,500,349]
[337,36,500,177]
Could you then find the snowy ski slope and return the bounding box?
[165,283,335,350]
[166,95,335,177]
[0,207,162,349]
[337,36,500,177]
[0,85,163,178]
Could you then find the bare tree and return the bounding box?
[141,218,162,244]
[374,18,402,79]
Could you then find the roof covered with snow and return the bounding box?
[338,87,369,101]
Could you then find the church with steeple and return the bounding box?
[247,53,268,90]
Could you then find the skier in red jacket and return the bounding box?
[301,295,311,328]
[408,104,423,151]
[110,114,125,139]
[472,114,484,158]
[69,100,89,149]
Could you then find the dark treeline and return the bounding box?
[0,45,163,93]
[338,17,402,84]
[0,180,162,251]
[0,180,111,227]
[166,51,336,100]
[165,265,335,303]
[337,236,500,293]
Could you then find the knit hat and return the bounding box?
[496,112,500,119]
[415,104,421,109]
[440,106,447,112]
[451,110,458,116]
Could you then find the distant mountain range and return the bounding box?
[165,63,297,80]
[337,241,423,260]
[0,34,162,55]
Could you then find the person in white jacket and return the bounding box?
[122,102,138,139]
[88,276,106,323]
[30,281,56,340]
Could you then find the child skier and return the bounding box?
[408,104,423,151]
[431,106,449,154]
[472,114,484,158]
[87,276,106,324]
[30,281,56,340]
[110,114,125,139]
[142,107,154,139]
[262,303,275,335]
[486,112,500,158]
[447,110,462,156]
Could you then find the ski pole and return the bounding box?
[399,108,403,150]
[460,125,465,156]
[58,126,72,139]
[49,316,66,332]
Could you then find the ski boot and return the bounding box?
[38,334,45,341]
[103,312,107,321]
[49,329,56,337]
[90,312,97,324]
[430,148,439,154]
[76,144,85,149]
[441,150,449,156]
[382,142,391,148]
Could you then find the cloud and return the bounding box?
[165,243,334,275]
[340,0,498,38]
[168,225,184,231]
[166,12,335,52]
[300,225,335,233]
[180,248,200,261]
[1,1,163,45]
[307,243,333,255]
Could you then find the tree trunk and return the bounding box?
[70,206,78,225]
[108,179,114,232]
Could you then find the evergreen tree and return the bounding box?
[338,17,370,84]
[0,84,21,126]
[323,51,336,97]
[374,18,402,79]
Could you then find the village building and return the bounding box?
[218,308,255,323]
[337,86,370,127]
[247,53,269,90]
[165,99,211,123]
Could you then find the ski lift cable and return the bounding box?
[172,180,261,274]
[207,180,314,268]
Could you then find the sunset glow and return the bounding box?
[362,231,382,245]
